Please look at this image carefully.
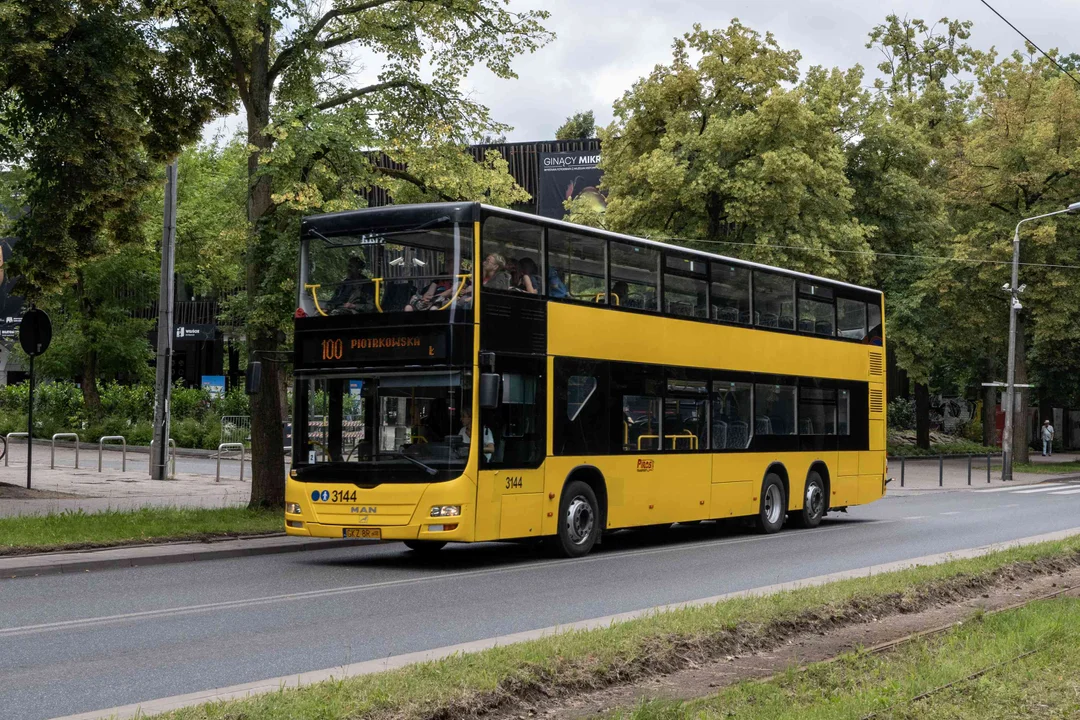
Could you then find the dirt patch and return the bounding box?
[0,481,82,500]
[413,552,1080,720]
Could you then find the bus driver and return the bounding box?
[459,408,495,462]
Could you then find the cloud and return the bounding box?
[459,0,1079,140]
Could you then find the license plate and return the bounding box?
[344,528,381,539]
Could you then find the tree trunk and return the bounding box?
[76,270,103,421]
[245,19,286,509]
[914,382,931,450]
[1013,317,1030,464]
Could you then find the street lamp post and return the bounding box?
[1001,201,1080,481]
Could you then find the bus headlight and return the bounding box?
[286,503,302,515]
[430,505,461,517]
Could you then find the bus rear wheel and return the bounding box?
[555,480,600,558]
[404,540,446,554]
[792,471,826,529]
[756,473,786,534]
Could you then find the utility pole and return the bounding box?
[151,160,178,480]
[1001,201,1080,481]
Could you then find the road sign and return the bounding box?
[19,308,52,357]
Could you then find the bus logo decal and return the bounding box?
[637,459,654,472]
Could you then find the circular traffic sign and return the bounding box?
[19,308,52,357]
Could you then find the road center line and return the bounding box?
[0,520,884,639]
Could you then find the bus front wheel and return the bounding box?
[555,481,600,558]
[756,473,786,534]
[404,540,446,554]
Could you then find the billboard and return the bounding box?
[0,237,23,340]
[537,151,607,219]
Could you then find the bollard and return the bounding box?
[987,453,992,483]
[216,443,245,483]
[938,455,944,487]
[98,436,127,472]
[900,456,905,487]
[4,432,28,467]
[149,438,177,477]
[967,454,972,485]
[50,433,80,469]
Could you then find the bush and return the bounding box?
[888,397,916,431]
[214,387,250,417]
[171,382,212,421]
[99,383,154,423]
[170,417,204,449]
[35,381,85,429]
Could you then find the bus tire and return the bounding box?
[755,473,786,534]
[404,540,446,554]
[555,480,600,558]
[792,471,826,529]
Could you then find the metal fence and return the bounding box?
[220,416,251,447]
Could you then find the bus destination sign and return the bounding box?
[300,329,448,365]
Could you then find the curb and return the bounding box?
[1,536,365,579]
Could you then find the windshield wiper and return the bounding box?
[383,452,438,476]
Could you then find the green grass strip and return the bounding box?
[151,533,1080,720]
[1012,460,1080,474]
[610,596,1080,719]
[0,506,282,554]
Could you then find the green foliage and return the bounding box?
[887,397,916,431]
[555,110,596,140]
[0,0,230,296]
[596,21,872,281]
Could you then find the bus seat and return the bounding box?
[716,306,739,323]
[815,320,833,336]
[712,421,728,449]
[727,421,749,448]
[779,315,795,330]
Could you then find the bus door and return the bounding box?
[475,355,547,541]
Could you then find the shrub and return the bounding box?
[35,381,85,429]
[171,417,204,449]
[888,397,916,431]
[214,387,250,417]
[100,383,154,423]
[171,382,211,421]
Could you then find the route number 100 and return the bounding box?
[321,338,343,360]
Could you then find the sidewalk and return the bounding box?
[887,452,1080,495]
[0,444,255,517]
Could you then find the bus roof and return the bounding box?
[302,201,883,297]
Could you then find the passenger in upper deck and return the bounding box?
[405,266,453,311]
[481,253,511,289]
[547,267,569,298]
[512,257,540,294]
[327,255,375,314]
[610,280,629,306]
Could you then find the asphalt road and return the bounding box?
[4,483,1080,720]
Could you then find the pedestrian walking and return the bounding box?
[1041,419,1055,456]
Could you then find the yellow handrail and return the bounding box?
[667,432,698,450]
[304,284,328,317]
[636,434,660,450]
[435,274,471,311]
[373,278,384,313]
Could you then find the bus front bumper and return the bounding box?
[285,512,473,542]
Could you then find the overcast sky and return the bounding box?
[463,0,1078,141]
[203,0,1077,143]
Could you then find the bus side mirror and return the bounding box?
[245,362,262,395]
[479,373,501,409]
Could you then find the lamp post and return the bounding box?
[1001,201,1080,481]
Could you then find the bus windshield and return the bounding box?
[299,222,473,317]
[295,371,471,483]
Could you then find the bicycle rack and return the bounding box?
[4,432,28,467]
[51,433,80,469]
[216,443,245,483]
[98,436,127,472]
[149,438,177,477]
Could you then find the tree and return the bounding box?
[947,47,1080,462]
[555,110,595,140]
[152,0,552,508]
[0,0,229,415]
[594,21,872,281]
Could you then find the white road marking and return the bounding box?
[974,483,1066,494]
[0,520,887,639]
[1049,488,1080,495]
[1011,485,1075,494]
[903,516,927,520]
[53,525,1080,720]
[940,511,961,515]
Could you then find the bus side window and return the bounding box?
[712,381,752,449]
[624,395,661,451]
[754,272,795,330]
[548,229,606,303]
[754,383,797,435]
[482,362,545,468]
[610,241,659,311]
[482,216,542,293]
[837,298,867,340]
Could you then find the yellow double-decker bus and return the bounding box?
[285,202,886,557]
